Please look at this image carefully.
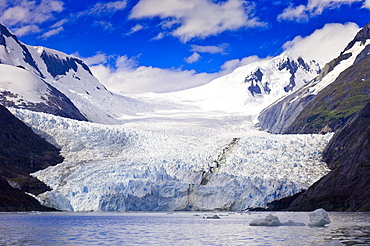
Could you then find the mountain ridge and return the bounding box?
[257,23,370,134]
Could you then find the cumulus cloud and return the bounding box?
[363,0,370,8]
[190,44,228,54]
[13,24,41,37]
[278,0,364,22]
[0,0,64,27]
[129,0,265,42]
[282,22,360,65]
[79,52,110,66]
[185,52,202,64]
[91,63,217,94]
[220,55,269,73]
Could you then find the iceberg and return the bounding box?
[249,214,306,226]
[308,208,331,227]
[203,214,221,219]
[249,214,281,226]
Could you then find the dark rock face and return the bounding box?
[0,176,56,212]
[343,22,370,52]
[0,105,63,210]
[41,50,93,78]
[0,81,88,121]
[246,68,265,96]
[285,103,370,211]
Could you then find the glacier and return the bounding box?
[12,108,332,212]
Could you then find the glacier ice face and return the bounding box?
[12,109,332,212]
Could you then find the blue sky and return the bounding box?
[0,0,369,93]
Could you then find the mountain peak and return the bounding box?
[343,22,370,52]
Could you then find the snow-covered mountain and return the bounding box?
[0,23,157,124]
[127,53,321,119]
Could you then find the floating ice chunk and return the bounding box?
[203,214,221,219]
[308,208,331,227]
[249,214,281,226]
[282,220,306,226]
[250,214,306,226]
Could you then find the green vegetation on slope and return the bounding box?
[285,48,370,134]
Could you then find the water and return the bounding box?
[0,212,369,245]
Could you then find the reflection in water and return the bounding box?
[0,212,369,245]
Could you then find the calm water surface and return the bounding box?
[0,211,369,245]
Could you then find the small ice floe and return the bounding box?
[249,214,306,226]
[249,208,331,227]
[308,208,331,227]
[281,220,306,226]
[203,214,221,219]
[249,214,282,226]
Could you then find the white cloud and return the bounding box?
[152,32,166,40]
[278,0,364,21]
[127,24,144,35]
[278,4,308,21]
[282,22,360,65]
[129,0,265,42]
[77,0,127,17]
[0,0,64,27]
[220,55,269,73]
[39,26,63,39]
[13,24,41,37]
[79,52,110,66]
[185,52,201,64]
[190,44,228,54]
[51,18,68,28]
[363,0,370,8]
[91,64,217,94]
[93,20,114,30]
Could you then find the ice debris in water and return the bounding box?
[308,208,331,227]
[281,220,306,226]
[249,209,331,227]
[203,214,221,219]
[249,214,282,226]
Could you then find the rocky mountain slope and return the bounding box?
[0,105,62,211]
[282,102,370,211]
[258,22,370,134]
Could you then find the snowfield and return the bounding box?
[12,108,332,212]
